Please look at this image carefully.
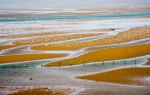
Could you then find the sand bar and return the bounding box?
[78,67,150,86]
[13,33,102,45]
[0,53,67,64]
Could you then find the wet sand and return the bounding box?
[78,88,150,95]
[46,44,150,67]
[0,53,67,64]
[7,87,71,95]
[32,26,150,50]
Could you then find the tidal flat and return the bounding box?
[1,2,150,94]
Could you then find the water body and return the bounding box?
[0,13,150,22]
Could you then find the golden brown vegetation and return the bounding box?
[0,53,67,64]
[46,44,150,67]
[13,33,102,45]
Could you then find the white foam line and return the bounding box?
[70,88,85,95]
[0,10,106,14]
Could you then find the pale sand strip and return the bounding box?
[46,44,150,67]
[0,28,112,39]
[0,31,67,39]
[0,53,67,64]
[32,26,150,50]
[12,33,102,45]
[78,67,150,86]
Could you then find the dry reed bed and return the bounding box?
[13,33,102,45]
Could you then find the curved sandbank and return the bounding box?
[0,53,67,64]
[32,26,150,51]
[12,33,102,45]
[78,67,150,86]
[46,44,150,67]
[0,45,16,51]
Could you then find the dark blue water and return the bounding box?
[0,13,150,22]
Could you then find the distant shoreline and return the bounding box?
[0,13,150,22]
